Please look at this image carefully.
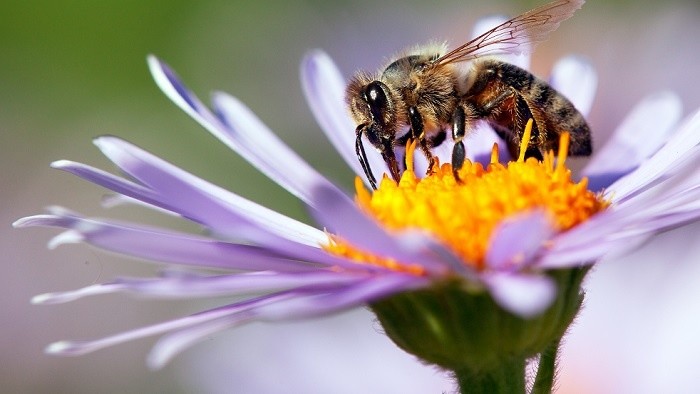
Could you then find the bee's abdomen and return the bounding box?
[498,61,592,156]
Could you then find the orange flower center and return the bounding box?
[324,121,608,274]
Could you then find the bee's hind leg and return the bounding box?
[450,103,479,182]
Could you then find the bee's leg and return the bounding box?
[463,65,496,97]
[381,141,401,184]
[395,131,412,146]
[511,94,544,161]
[426,129,447,148]
[397,128,446,172]
[395,132,412,171]
[451,100,486,181]
[408,106,437,173]
[451,105,468,182]
[477,88,544,161]
[355,124,378,189]
[482,88,544,160]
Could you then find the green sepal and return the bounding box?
[371,267,587,390]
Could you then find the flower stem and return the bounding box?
[454,357,526,394]
[531,339,560,394]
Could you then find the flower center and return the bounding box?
[324,121,608,273]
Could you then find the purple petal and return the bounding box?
[539,178,700,269]
[300,50,385,181]
[33,271,367,304]
[584,92,682,190]
[144,273,425,369]
[539,235,635,268]
[486,210,555,271]
[45,293,292,357]
[549,56,597,117]
[14,211,321,272]
[15,207,381,273]
[92,136,326,246]
[32,283,125,305]
[394,230,479,281]
[539,216,697,268]
[52,158,317,248]
[101,194,182,217]
[52,155,370,272]
[254,274,428,320]
[148,55,344,207]
[211,91,346,206]
[644,208,700,232]
[591,166,700,234]
[608,107,700,200]
[118,271,367,298]
[147,273,427,368]
[482,272,557,318]
[539,194,683,268]
[147,55,223,135]
[51,160,166,210]
[608,148,700,217]
[624,181,700,231]
[610,206,700,242]
[146,274,424,368]
[308,183,452,275]
[541,208,636,265]
[147,314,243,369]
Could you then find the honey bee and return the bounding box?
[346,0,591,189]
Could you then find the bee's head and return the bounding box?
[346,75,403,188]
[346,75,401,148]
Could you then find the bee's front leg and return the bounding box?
[355,124,378,189]
[408,106,438,174]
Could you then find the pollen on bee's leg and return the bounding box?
[517,118,534,163]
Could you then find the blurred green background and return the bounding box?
[3,1,700,393]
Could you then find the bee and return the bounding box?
[346,0,592,189]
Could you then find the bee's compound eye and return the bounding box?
[364,81,389,125]
[366,82,387,105]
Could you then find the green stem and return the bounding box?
[531,339,561,394]
[454,357,526,394]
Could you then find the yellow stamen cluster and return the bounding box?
[324,122,608,273]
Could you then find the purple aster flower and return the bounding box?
[15,11,700,393]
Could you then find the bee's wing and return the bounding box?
[435,0,584,65]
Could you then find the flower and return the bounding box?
[15,19,700,384]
